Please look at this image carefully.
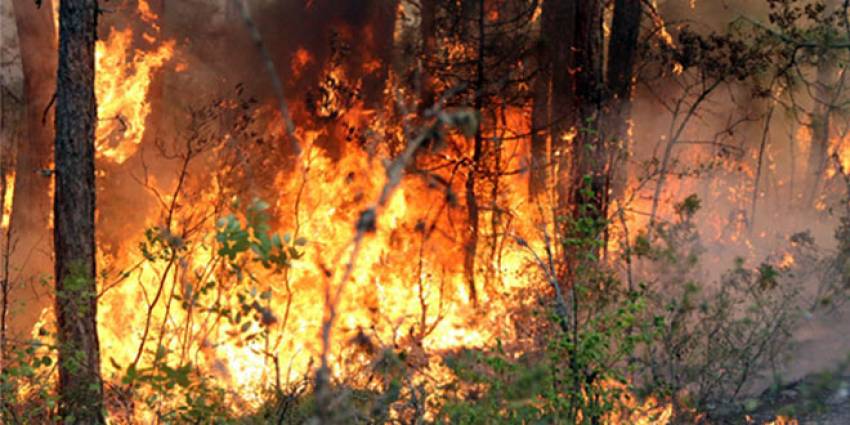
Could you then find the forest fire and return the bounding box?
[90,106,553,417]
[58,3,672,420]
[3,0,850,423]
[83,4,555,420]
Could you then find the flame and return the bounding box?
[603,380,673,424]
[1,172,13,230]
[94,3,174,163]
[291,47,313,78]
[831,131,850,174]
[137,0,159,27]
[85,138,538,422]
[650,0,676,48]
[778,252,795,269]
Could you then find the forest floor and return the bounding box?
[806,406,850,425]
[748,305,850,424]
[755,372,850,424]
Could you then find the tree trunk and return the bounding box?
[361,0,398,108]
[606,0,641,104]
[804,0,841,209]
[805,51,836,208]
[548,0,578,216]
[463,0,486,305]
[9,0,56,340]
[603,0,641,204]
[529,2,554,197]
[419,0,437,111]
[0,88,21,389]
[54,0,105,422]
[569,0,604,219]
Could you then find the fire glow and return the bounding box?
[94,0,174,163]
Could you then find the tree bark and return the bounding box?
[0,89,21,389]
[805,50,837,208]
[361,0,398,108]
[569,0,604,217]
[419,0,437,111]
[602,0,641,206]
[803,0,843,209]
[463,0,486,305]
[54,0,105,422]
[607,0,641,104]
[548,0,578,216]
[529,2,555,197]
[9,0,56,340]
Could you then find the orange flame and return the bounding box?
[1,172,14,230]
[94,3,174,163]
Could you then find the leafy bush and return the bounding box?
[631,195,847,422]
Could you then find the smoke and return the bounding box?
[630,0,850,387]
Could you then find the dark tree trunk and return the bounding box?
[569,0,604,218]
[419,0,437,110]
[54,0,105,422]
[548,0,578,216]
[529,2,555,198]
[463,0,486,305]
[529,74,549,197]
[603,0,641,205]
[361,0,398,108]
[9,0,56,339]
[607,0,641,103]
